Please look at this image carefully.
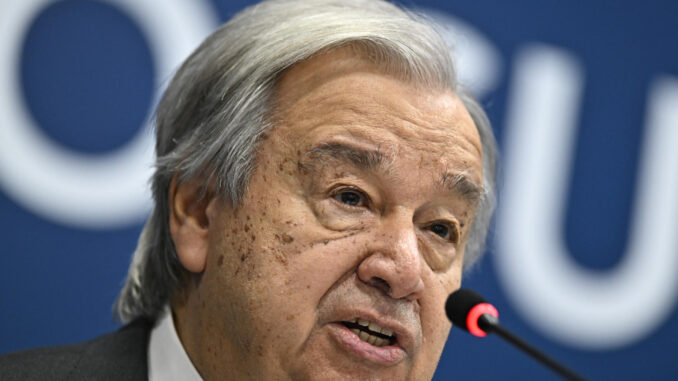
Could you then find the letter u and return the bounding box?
[496,45,678,349]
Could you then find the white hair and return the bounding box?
[114,0,497,323]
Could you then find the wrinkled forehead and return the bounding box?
[277,48,478,139]
[268,47,483,187]
[273,44,453,111]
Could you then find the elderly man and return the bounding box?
[1,0,497,379]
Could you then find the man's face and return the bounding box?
[176,48,483,380]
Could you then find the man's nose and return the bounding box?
[357,213,425,301]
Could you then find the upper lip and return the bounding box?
[332,309,417,354]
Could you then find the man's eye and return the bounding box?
[428,222,459,243]
[333,190,365,207]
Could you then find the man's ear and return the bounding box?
[169,176,216,273]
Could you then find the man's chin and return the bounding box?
[287,362,413,381]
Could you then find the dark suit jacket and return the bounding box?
[0,319,151,381]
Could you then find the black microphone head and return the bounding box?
[446,288,486,329]
[446,288,499,337]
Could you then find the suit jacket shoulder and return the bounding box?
[0,318,152,381]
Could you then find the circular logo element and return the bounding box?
[0,0,217,228]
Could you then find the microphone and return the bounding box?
[446,289,586,381]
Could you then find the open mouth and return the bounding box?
[340,318,397,347]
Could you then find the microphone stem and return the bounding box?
[479,315,586,381]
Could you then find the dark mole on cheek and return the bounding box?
[273,249,289,265]
[218,255,224,267]
[323,239,329,245]
[281,233,294,243]
[241,253,246,262]
[244,225,250,232]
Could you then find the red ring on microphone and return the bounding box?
[467,303,499,337]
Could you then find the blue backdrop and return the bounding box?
[1,1,677,380]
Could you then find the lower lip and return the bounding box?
[327,323,407,366]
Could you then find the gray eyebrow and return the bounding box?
[304,142,482,204]
[307,142,389,171]
[441,172,483,205]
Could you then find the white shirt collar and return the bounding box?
[148,305,203,381]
